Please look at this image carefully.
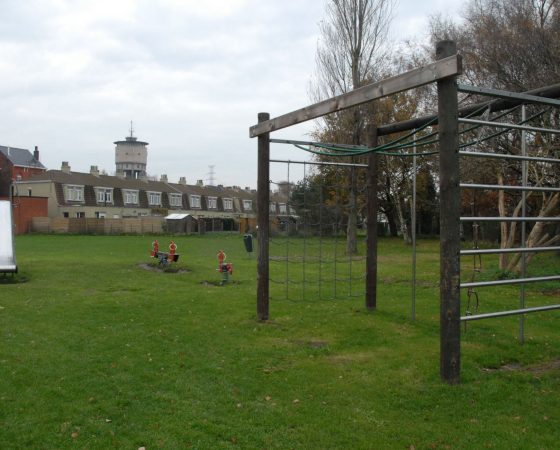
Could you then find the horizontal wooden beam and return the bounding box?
[249,54,462,138]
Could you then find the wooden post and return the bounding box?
[366,124,379,311]
[257,112,270,321]
[437,40,461,384]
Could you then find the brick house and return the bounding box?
[0,145,46,197]
[0,145,48,233]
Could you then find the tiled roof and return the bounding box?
[21,170,258,211]
[0,146,46,169]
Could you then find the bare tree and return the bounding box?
[312,0,395,254]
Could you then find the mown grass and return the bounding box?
[1,234,559,449]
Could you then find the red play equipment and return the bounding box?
[150,240,159,257]
[216,249,233,284]
[150,240,180,265]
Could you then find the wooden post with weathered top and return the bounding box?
[257,112,270,321]
[437,40,461,384]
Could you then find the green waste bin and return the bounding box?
[243,234,253,253]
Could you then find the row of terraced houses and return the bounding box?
[1,135,294,234]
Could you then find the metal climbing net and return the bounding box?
[268,159,368,301]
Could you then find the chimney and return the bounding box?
[179,177,187,185]
[245,186,251,191]
[160,174,168,183]
[33,146,40,161]
[90,165,100,176]
[61,161,71,173]
[116,169,125,179]
[196,179,204,186]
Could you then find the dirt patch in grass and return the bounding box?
[328,351,375,364]
[540,288,560,297]
[293,339,329,349]
[483,359,560,374]
[200,280,240,287]
[138,263,189,274]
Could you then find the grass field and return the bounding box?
[1,234,559,449]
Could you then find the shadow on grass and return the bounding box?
[0,273,28,284]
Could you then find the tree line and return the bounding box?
[288,0,559,273]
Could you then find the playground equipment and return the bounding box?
[250,40,560,384]
[150,240,180,266]
[0,200,17,274]
[217,250,233,284]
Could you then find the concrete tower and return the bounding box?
[114,122,148,179]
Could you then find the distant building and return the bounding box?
[0,145,48,233]
[15,162,259,232]
[8,131,289,234]
[0,145,46,197]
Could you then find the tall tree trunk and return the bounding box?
[497,172,510,270]
[386,209,398,236]
[394,193,411,244]
[507,192,560,272]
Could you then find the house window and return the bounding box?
[65,185,84,202]
[190,195,201,208]
[269,202,276,213]
[223,198,233,210]
[289,206,297,215]
[207,196,217,209]
[243,199,252,211]
[63,212,69,218]
[76,212,85,218]
[148,191,161,206]
[96,188,113,204]
[279,203,287,214]
[95,212,106,218]
[169,193,182,207]
[123,190,139,204]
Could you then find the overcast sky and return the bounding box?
[0,0,465,187]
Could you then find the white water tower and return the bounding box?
[114,122,148,179]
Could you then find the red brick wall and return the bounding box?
[12,166,46,181]
[11,197,49,235]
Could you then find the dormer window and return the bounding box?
[123,189,139,205]
[148,191,162,206]
[96,187,113,204]
[190,195,201,208]
[65,185,84,202]
[223,198,233,210]
[207,196,217,209]
[279,203,287,214]
[169,193,182,207]
[243,199,252,211]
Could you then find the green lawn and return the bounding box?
[1,234,559,449]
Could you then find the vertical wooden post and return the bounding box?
[437,40,461,384]
[366,124,379,311]
[257,112,270,321]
